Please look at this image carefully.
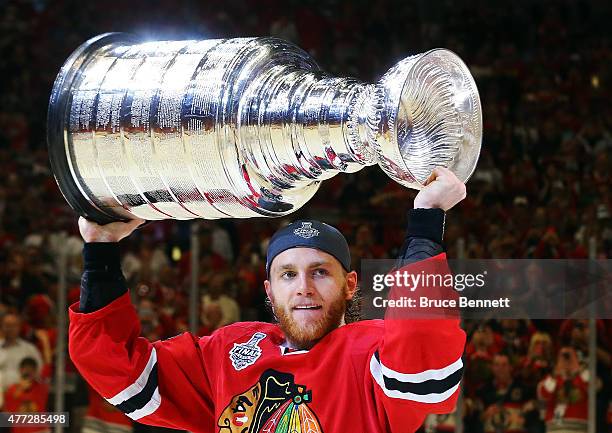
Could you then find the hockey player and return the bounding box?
[69,167,467,433]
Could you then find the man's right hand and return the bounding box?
[78,216,146,243]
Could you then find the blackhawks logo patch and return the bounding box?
[217,369,323,433]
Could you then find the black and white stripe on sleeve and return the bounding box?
[369,351,463,403]
[105,348,162,420]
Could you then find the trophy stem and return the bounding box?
[239,71,383,193]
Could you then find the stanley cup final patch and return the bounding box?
[230,332,267,371]
[293,222,319,239]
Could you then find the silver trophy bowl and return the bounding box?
[47,34,482,223]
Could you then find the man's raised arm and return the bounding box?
[69,217,216,433]
[370,167,467,433]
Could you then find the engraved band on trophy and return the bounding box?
[47,33,482,224]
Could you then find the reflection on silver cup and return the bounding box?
[47,34,482,223]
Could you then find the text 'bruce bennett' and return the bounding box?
[373,296,511,309]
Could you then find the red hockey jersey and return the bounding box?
[69,254,465,433]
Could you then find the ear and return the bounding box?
[344,271,358,300]
[264,279,273,302]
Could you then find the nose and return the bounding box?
[296,273,314,297]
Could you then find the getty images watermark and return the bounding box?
[360,259,611,320]
[371,269,511,309]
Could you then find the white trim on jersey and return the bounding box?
[379,355,463,383]
[104,348,161,420]
[124,388,162,420]
[107,348,158,405]
[369,352,462,404]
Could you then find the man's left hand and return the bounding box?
[413,167,467,211]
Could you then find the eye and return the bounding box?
[313,268,329,277]
[281,271,296,279]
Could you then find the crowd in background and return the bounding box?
[0,0,610,432]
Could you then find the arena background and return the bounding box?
[0,0,610,432]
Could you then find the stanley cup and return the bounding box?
[47,33,482,224]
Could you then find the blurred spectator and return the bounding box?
[538,347,590,433]
[198,303,224,336]
[349,224,386,270]
[1,249,46,309]
[559,319,611,431]
[422,411,458,433]
[0,313,43,393]
[478,353,539,433]
[3,357,49,433]
[137,299,163,342]
[200,272,240,329]
[209,223,234,264]
[178,227,227,285]
[466,322,505,358]
[234,241,266,321]
[122,241,170,287]
[498,320,532,361]
[22,295,56,379]
[520,332,554,389]
[464,324,497,396]
[559,319,611,369]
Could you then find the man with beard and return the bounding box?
[69,167,467,433]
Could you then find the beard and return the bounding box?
[273,284,347,350]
